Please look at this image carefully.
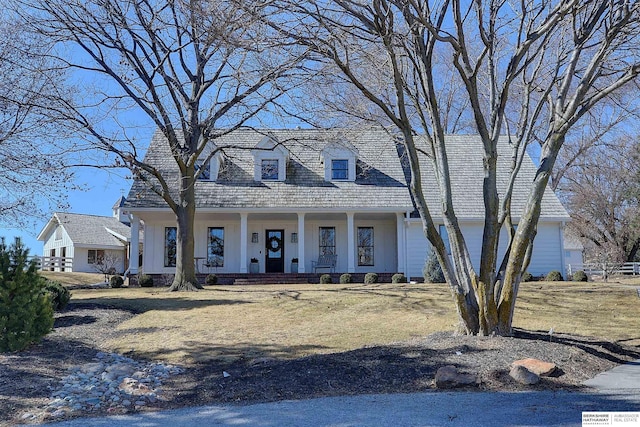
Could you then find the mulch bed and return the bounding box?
[1,302,639,426]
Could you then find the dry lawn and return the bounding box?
[67,278,640,366]
[41,271,105,286]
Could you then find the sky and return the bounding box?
[0,164,133,257]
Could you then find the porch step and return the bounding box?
[232,274,312,285]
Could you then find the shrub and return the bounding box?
[423,249,445,283]
[339,273,352,284]
[0,242,54,352]
[319,274,332,284]
[364,272,379,284]
[138,274,154,287]
[109,275,124,289]
[545,270,564,282]
[392,273,407,284]
[205,274,218,285]
[44,280,71,310]
[521,271,534,282]
[572,270,588,282]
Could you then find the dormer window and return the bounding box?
[252,136,289,182]
[331,159,349,180]
[261,159,279,180]
[321,141,358,182]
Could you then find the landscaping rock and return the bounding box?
[434,365,477,389]
[509,365,540,385]
[512,358,557,376]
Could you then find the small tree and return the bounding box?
[0,241,54,352]
[423,249,445,284]
[92,252,121,282]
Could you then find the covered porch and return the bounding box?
[129,210,408,276]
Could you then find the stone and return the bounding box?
[509,365,540,385]
[435,365,477,389]
[119,377,152,395]
[512,358,557,376]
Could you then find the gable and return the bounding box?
[38,213,131,248]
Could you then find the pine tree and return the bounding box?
[0,241,54,352]
[423,248,446,284]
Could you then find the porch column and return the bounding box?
[297,212,306,273]
[240,212,248,273]
[396,212,406,274]
[129,214,140,275]
[347,212,355,273]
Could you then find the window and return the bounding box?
[88,249,105,265]
[319,227,336,255]
[261,159,279,180]
[195,160,210,181]
[164,227,177,267]
[55,227,62,240]
[439,225,451,256]
[357,227,374,266]
[207,227,224,267]
[331,159,349,180]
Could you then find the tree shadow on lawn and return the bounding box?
[72,296,251,314]
[513,328,640,364]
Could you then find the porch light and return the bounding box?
[251,232,259,243]
[291,232,298,243]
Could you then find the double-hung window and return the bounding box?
[207,227,224,267]
[319,227,336,255]
[164,227,177,267]
[88,249,105,265]
[331,159,349,180]
[261,159,279,180]
[357,227,374,266]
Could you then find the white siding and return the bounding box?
[41,225,74,272]
[405,220,565,280]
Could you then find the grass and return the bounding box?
[64,277,640,366]
[41,271,105,286]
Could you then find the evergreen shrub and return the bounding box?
[109,275,124,288]
[319,274,332,284]
[364,272,378,284]
[44,280,71,310]
[392,273,407,284]
[0,242,54,352]
[521,272,534,282]
[138,274,154,287]
[572,270,588,282]
[339,273,352,284]
[205,274,218,285]
[545,270,564,282]
[423,249,445,283]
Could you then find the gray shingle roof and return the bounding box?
[55,213,131,247]
[125,128,414,211]
[411,135,569,219]
[125,129,569,219]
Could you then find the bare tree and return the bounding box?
[563,136,640,264]
[272,0,640,334]
[17,0,307,290]
[92,251,122,282]
[0,15,77,228]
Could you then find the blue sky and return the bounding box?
[0,166,132,256]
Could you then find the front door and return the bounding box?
[265,229,284,273]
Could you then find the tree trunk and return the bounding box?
[169,171,202,292]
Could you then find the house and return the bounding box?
[563,232,585,276]
[123,128,571,281]
[37,208,133,274]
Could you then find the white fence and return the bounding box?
[28,256,74,272]
[567,262,640,278]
